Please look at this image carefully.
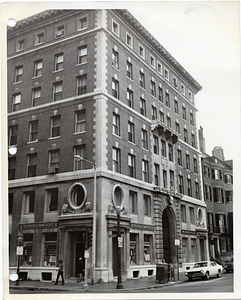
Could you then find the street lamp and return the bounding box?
[15,232,24,286]
[74,155,96,285]
[115,206,123,289]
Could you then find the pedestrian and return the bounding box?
[54,259,64,285]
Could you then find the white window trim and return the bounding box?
[78,14,89,31]
[112,19,120,36]
[157,61,163,75]
[126,32,133,49]
[164,68,169,81]
[139,44,145,59]
[150,55,155,68]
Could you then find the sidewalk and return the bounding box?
[9,273,187,293]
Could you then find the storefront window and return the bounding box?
[43,233,57,266]
[21,233,33,266]
[144,234,152,264]
[130,233,138,264]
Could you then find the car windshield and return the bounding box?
[193,262,208,268]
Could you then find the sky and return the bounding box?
[1,1,240,161]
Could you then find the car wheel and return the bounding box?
[205,272,210,280]
[217,270,221,277]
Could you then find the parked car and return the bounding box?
[185,261,223,281]
[224,258,233,273]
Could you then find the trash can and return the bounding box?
[156,264,168,283]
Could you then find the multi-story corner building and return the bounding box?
[199,127,233,261]
[8,9,208,283]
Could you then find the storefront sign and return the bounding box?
[130,223,154,231]
[16,246,23,255]
[181,229,196,235]
[19,222,58,230]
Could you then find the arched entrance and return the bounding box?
[162,207,176,263]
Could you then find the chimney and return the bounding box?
[212,146,225,161]
[198,126,206,153]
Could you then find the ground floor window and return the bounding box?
[190,238,197,262]
[182,237,188,263]
[130,233,138,265]
[144,234,152,264]
[43,232,57,266]
[21,233,33,266]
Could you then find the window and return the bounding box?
[50,116,60,138]
[127,61,133,79]
[27,153,37,177]
[181,205,186,223]
[144,195,151,216]
[140,97,146,116]
[8,193,13,215]
[77,74,87,95]
[151,80,156,97]
[184,128,188,143]
[193,157,198,173]
[112,78,119,99]
[54,53,63,71]
[159,111,164,123]
[78,46,87,64]
[128,154,136,178]
[8,158,16,180]
[139,71,145,89]
[36,32,44,44]
[21,234,33,266]
[23,191,35,214]
[78,16,88,30]
[151,106,157,120]
[29,120,38,142]
[142,159,149,182]
[17,39,24,51]
[153,135,159,154]
[32,87,41,106]
[188,91,193,101]
[161,140,166,157]
[183,106,187,120]
[181,84,185,95]
[141,129,148,149]
[129,191,137,214]
[157,62,162,74]
[12,93,21,111]
[205,185,212,201]
[163,170,167,188]
[112,112,120,136]
[204,166,210,177]
[73,145,86,170]
[189,207,195,224]
[44,233,57,266]
[112,49,119,69]
[173,76,178,88]
[165,92,170,108]
[177,149,182,166]
[112,20,119,36]
[212,169,222,180]
[15,66,23,82]
[128,121,135,143]
[150,55,155,68]
[164,68,169,80]
[53,82,62,101]
[190,112,194,125]
[207,212,214,231]
[158,87,163,102]
[168,144,173,161]
[130,233,138,264]
[195,182,200,199]
[127,88,133,108]
[174,99,179,114]
[139,45,145,58]
[175,122,180,133]
[216,214,225,233]
[213,187,224,203]
[49,150,60,169]
[126,33,133,48]
[186,154,190,170]
[75,110,86,133]
[112,147,121,172]
[224,174,233,184]
[9,125,18,145]
[178,175,184,193]
[34,60,43,77]
[166,116,171,127]
[191,133,196,147]
[154,163,159,185]
[170,170,175,190]
[56,25,64,37]
[144,235,152,264]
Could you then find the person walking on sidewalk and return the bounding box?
[54,260,64,285]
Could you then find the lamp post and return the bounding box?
[15,232,24,286]
[74,155,96,285]
[115,206,123,289]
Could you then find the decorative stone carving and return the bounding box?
[107,203,128,215]
[61,201,93,215]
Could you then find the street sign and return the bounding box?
[16,246,23,255]
[175,239,180,246]
[84,250,89,258]
[118,236,123,248]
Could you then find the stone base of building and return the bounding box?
[9,266,58,282]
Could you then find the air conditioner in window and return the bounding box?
[48,167,59,174]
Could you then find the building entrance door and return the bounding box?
[75,232,85,277]
[162,208,176,263]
